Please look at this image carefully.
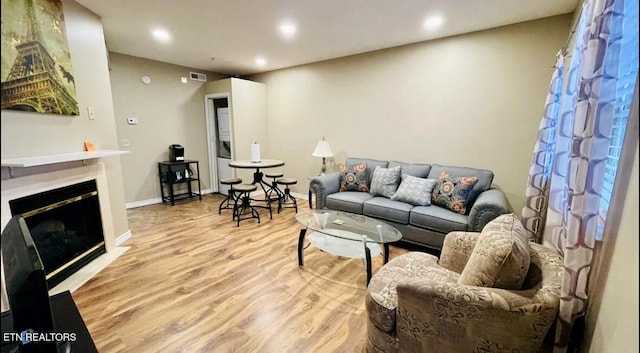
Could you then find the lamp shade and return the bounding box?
[312,139,334,158]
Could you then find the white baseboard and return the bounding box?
[126,189,212,209]
[115,230,132,246]
[126,189,306,210]
[126,198,161,209]
[291,191,308,200]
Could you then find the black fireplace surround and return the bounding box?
[9,179,106,289]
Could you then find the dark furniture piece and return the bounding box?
[1,290,98,353]
[218,177,242,218]
[264,171,284,206]
[276,177,298,213]
[228,159,285,196]
[158,160,202,206]
[229,159,285,219]
[232,184,261,226]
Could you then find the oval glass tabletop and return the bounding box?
[295,210,402,244]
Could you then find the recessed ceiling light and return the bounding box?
[423,15,444,30]
[151,28,172,43]
[255,57,266,66]
[279,22,297,39]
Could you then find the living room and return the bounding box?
[1,0,637,352]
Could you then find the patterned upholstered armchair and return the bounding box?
[366,214,563,353]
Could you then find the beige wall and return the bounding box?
[587,143,639,352]
[0,0,129,243]
[109,53,226,204]
[204,78,269,185]
[250,15,571,212]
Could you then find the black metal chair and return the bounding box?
[218,177,242,219]
[276,178,298,214]
[264,171,284,206]
[232,184,261,226]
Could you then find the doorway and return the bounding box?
[205,94,234,195]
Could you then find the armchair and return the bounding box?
[366,224,563,353]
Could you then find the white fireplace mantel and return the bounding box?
[1,150,129,179]
[1,150,128,168]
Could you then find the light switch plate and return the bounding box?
[87,106,95,120]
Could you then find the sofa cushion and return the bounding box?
[366,252,458,332]
[390,175,437,206]
[363,197,414,224]
[431,171,479,214]
[428,164,494,207]
[345,157,389,185]
[370,166,402,198]
[409,206,468,233]
[339,162,369,192]
[326,191,374,214]
[388,161,432,178]
[458,213,531,290]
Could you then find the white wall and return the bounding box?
[204,78,269,186]
[108,53,226,204]
[0,0,129,244]
[250,15,571,212]
[587,143,639,352]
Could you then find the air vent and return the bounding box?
[189,72,207,82]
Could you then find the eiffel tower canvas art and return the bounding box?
[1,0,79,116]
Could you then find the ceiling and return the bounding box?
[75,0,578,76]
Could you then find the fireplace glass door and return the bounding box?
[9,179,106,288]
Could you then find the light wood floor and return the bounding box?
[72,193,409,353]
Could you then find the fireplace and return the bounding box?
[8,179,106,288]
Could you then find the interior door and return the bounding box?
[205,95,232,194]
[216,107,233,195]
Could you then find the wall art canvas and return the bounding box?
[1,0,79,116]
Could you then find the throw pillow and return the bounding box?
[390,174,437,206]
[431,171,478,214]
[370,166,402,198]
[458,213,531,290]
[339,162,369,192]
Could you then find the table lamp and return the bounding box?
[312,137,334,175]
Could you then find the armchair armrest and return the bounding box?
[395,279,559,352]
[309,172,340,209]
[437,231,480,273]
[467,188,510,232]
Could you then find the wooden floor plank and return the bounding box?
[72,193,408,352]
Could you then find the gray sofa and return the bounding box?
[309,157,510,251]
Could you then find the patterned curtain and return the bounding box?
[521,0,635,351]
[520,54,565,242]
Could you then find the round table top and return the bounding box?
[229,159,285,169]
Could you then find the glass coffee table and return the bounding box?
[296,210,402,284]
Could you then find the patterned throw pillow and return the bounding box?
[431,171,478,214]
[339,162,369,192]
[391,174,437,206]
[458,213,531,290]
[370,166,401,198]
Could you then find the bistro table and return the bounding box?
[229,158,285,197]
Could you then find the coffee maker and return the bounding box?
[169,144,184,161]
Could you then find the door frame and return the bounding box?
[204,93,232,193]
